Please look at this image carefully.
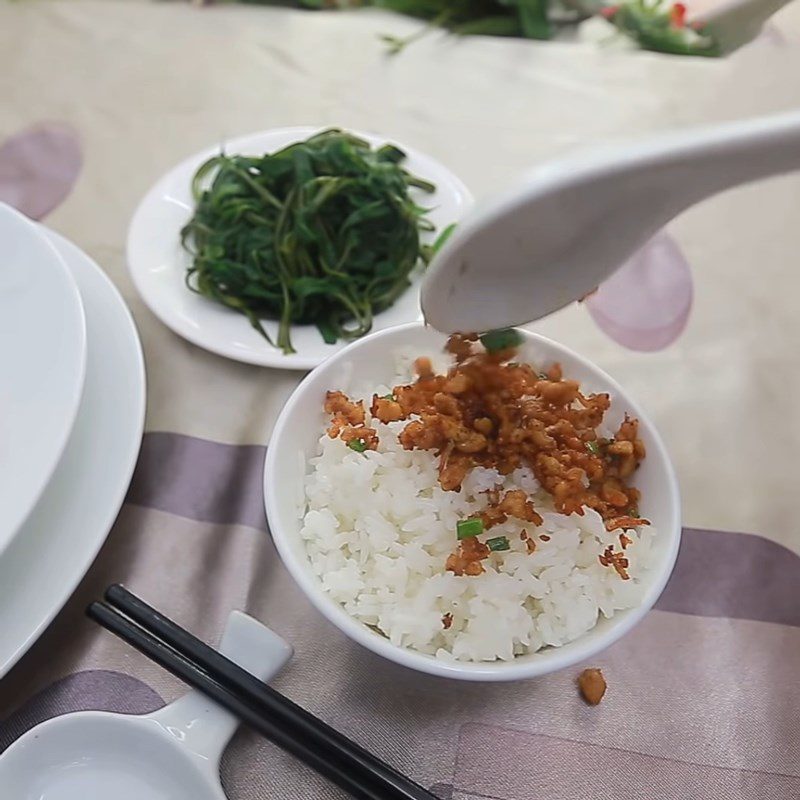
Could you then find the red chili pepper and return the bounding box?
[670,2,688,27]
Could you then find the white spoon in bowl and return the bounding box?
[421,109,800,334]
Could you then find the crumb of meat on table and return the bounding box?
[578,668,607,705]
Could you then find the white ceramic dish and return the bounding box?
[127,127,472,370]
[0,203,87,551]
[0,612,292,799]
[0,228,145,678]
[264,323,681,682]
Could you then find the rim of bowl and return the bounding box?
[264,323,681,681]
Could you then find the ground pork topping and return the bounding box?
[374,335,647,523]
[324,390,378,451]
[323,333,649,577]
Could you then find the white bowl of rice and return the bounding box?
[264,323,680,681]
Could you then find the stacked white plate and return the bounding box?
[0,203,146,678]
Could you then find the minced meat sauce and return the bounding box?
[324,333,648,578]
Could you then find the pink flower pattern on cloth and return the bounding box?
[0,121,693,350]
[0,122,83,222]
[585,232,694,351]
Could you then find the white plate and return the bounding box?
[127,127,473,370]
[0,203,87,550]
[0,228,145,678]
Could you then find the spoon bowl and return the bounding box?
[0,612,293,800]
[0,712,226,800]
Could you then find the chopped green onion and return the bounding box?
[348,439,367,453]
[586,440,601,456]
[456,517,484,539]
[479,328,523,352]
[487,536,510,552]
[628,506,639,517]
[381,393,395,401]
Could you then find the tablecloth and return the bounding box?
[2,1,800,796]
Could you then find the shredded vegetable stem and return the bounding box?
[180,129,443,355]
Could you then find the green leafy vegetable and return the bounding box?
[514,0,551,39]
[348,438,368,452]
[452,14,523,35]
[181,128,441,354]
[249,0,722,57]
[487,535,511,551]
[479,328,523,352]
[457,517,485,539]
[422,222,457,261]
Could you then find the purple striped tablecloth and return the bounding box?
[2,2,800,797]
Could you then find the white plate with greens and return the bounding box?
[127,127,472,370]
[0,203,86,552]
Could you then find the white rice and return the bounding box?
[299,350,656,662]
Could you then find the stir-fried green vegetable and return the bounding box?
[181,128,442,354]
[265,0,720,57]
[302,0,552,38]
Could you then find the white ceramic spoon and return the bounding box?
[0,612,292,799]
[421,109,800,334]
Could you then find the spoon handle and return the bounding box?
[695,0,796,53]
[421,108,800,333]
[537,109,800,268]
[639,109,800,206]
[539,109,800,232]
[146,611,293,764]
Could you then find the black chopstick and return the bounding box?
[88,585,436,800]
[87,602,376,799]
